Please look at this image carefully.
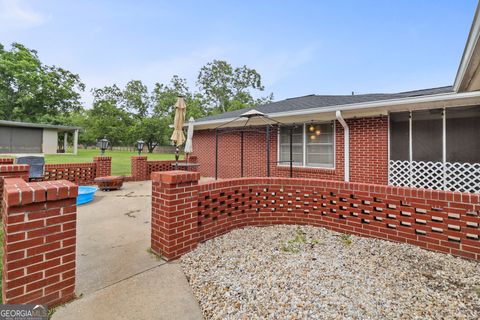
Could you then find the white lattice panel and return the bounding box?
[389,160,480,193]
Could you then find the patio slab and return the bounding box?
[52,181,203,319]
[75,181,162,295]
[52,262,203,320]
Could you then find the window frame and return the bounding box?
[277,121,336,170]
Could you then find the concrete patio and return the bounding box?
[52,181,203,320]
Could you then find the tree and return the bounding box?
[196,59,272,113]
[88,86,133,147]
[152,75,206,121]
[131,116,169,153]
[123,80,150,119]
[0,42,85,122]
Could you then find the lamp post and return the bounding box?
[99,138,109,155]
[136,140,145,155]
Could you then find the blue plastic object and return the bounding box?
[77,186,98,205]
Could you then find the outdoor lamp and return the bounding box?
[136,140,145,155]
[308,124,315,132]
[99,138,109,155]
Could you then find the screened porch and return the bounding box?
[389,105,480,193]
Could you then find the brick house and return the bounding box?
[191,7,480,194]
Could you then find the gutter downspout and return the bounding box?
[336,111,349,182]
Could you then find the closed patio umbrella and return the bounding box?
[170,96,186,146]
[184,117,194,156]
[171,96,186,168]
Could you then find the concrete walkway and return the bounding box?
[52,181,203,320]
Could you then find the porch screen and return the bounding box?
[446,106,480,163]
[412,109,442,162]
[389,112,409,161]
[279,125,303,165]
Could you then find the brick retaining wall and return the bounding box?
[151,171,480,261]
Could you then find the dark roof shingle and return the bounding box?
[197,86,453,122]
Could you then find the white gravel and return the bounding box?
[181,225,480,320]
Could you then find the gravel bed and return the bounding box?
[181,225,480,320]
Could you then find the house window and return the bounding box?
[306,123,335,167]
[279,122,335,168]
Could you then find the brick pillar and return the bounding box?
[0,158,15,165]
[151,171,200,260]
[2,178,77,306]
[0,164,30,212]
[93,156,111,177]
[131,156,148,181]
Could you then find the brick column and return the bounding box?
[151,171,200,260]
[131,156,148,181]
[0,158,15,165]
[93,156,111,177]
[0,164,30,212]
[2,178,77,306]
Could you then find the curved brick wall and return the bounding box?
[151,171,480,261]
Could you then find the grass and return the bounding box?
[44,149,179,176]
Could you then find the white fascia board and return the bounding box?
[194,91,480,129]
[454,4,480,92]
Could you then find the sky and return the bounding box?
[0,0,477,107]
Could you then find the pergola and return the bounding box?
[214,109,296,180]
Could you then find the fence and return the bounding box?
[389,160,480,193]
[151,171,480,261]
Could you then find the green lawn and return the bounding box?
[44,149,180,176]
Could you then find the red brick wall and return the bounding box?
[131,156,148,181]
[2,178,77,305]
[150,171,200,260]
[349,116,388,185]
[151,171,480,261]
[147,160,175,177]
[0,158,14,165]
[43,163,97,185]
[130,157,197,181]
[93,156,111,177]
[192,116,388,184]
[0,164,30,212]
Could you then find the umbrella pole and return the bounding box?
[175,146,179,170]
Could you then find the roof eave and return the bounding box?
[454,3,480,92]
[194,91,480,129]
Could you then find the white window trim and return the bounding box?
[277,121,336,170]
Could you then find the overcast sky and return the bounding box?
[0,0,477,107]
